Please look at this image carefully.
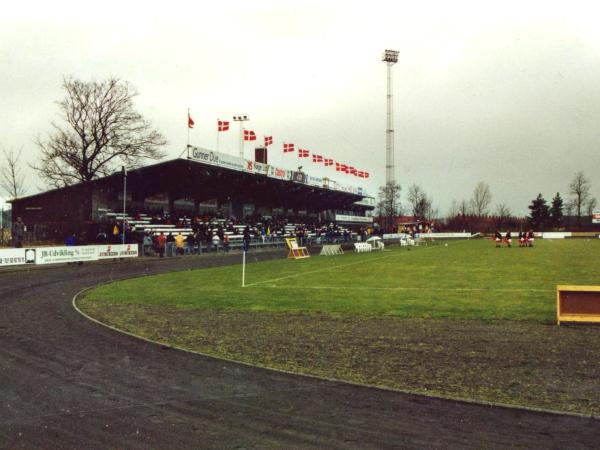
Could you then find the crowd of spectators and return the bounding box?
[98,210,374,257]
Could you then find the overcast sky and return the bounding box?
[2,0,600,216]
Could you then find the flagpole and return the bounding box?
[187,108,191,159]
[242,248,246,287]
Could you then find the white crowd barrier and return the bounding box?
[0,244,139,268]
[320,244,344,256]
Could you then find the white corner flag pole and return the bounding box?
[242,249,246,287]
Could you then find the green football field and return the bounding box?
[84,238,600,323]
[79,238,600,414]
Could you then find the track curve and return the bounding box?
[1,253,598,449]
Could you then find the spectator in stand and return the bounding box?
[211,232,220,252]
[157,232,166,258]
[66,232,77,246]
[243,226,251,252]
[175,232,185,256]
[12,217,26,248]
[112,222,120,243]
[142,232,153,256]
[166,232,176,257]
[185,232,195,254]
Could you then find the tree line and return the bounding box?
[377,173,597,233]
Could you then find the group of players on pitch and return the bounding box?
[493,230,535,248]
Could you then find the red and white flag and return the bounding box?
[264,136,273,147]
[349,166,357,175]
[298,148,310,158]
[188,112,195,129]
[218,120,229,132]
[342,164,349,174]
[324,158,334,166]
[283,143,295,153]
[357,171,366,178]
[311,154,323,163]
[243,129,256,141]
[335,162,342,171]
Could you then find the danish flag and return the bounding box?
[298,148,310,158]
[324,158,333,166]
[243,129,256,141]
[264,136,273,147]
[335,162,342,171]
[188,112,195,129]
[283,143,295,153]
[312,154,323,163]
[218,120,229,132]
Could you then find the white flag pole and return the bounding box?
[242,249,246,287]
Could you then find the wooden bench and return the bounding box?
[286,238,310,259]
[557,285,600,325]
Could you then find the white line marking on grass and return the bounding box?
[246,285,554,293]
[244,248,420,287]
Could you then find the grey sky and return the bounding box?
[1,1,599,216]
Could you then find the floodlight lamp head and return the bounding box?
[382,49,399,63]
[233,114,249,121]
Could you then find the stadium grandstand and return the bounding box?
[10,147,375,248]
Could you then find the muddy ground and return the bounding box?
[78,303,600,416]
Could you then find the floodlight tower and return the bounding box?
[233,114,249,158]
[382,49,399,185]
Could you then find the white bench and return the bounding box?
[354,242,372,253]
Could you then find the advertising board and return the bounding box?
[0,248,28,267]
[35,246,98,265]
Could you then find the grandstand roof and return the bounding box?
[11,156,366,223]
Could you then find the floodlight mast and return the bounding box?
[382,49,399,185]
[233,114,249,158]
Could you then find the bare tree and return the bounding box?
[34,76,167,187]
[0,147,27,199]
[569,172,591,227]
[447,200,459,219]
[495,203,511,218]
[458,199,471,216]
[407,184,432,220]
[470,182,492,216]
[586,198,597,217]
[377,181,402,232]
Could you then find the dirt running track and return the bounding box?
[0,252,598,449]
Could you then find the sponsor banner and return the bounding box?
[383,233,401,239]
[419,233,472,239]
[0,248,28,267]
[96,244,139,259]
[541,232,572,239]
[291,171,307,184]
[244,160,270,176]
[593,210,600,224]
[307,176,323,187]
[189,147,246,172]
[268,166,289,180]
[335,214,373,224]
[35,245,99,265]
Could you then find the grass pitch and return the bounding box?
[85,238,600,322]
[79,239,600,415]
